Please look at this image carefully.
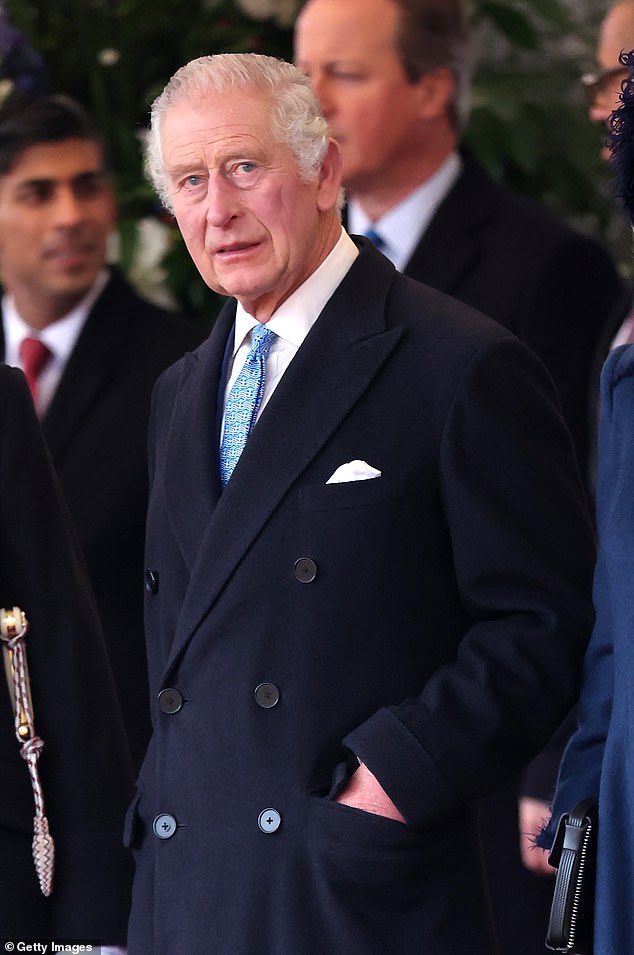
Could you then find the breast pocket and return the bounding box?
[294,473,407,604]
[299,474,403,512]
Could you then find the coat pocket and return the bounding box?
[299,474,403,512]
[284,794,486,953]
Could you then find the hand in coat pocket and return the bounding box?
[335,761,406,824]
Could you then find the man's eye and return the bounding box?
[332,70,364,82]
[74,174,107,199]
[235,162,257,175]
[185,175,203,187]
[18,184,52,204]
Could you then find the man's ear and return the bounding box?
[316,137,343,212]
[416,67,456,122]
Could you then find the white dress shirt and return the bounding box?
[3,270,109,416]
[221,227,359,440]
[348,152,462,272]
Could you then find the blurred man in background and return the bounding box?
[0,93,208,773]
[295,0,627,487]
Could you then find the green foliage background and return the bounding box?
[4,0,629,316]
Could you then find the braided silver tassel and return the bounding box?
[32,814,54,896]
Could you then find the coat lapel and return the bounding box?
[161,301,234,571]
[343,153,496,297]
[0,270,132,460]
[41,270,135,460]
[403,152,497,294]
[163,242,404,674]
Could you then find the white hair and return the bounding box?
[146,52,344,213]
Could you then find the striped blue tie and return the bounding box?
[219,324,276,487]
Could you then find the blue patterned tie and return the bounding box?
[365,227,385,250]
[219,323,277,486]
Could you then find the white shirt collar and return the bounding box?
[3,269,110,368]
[232,227,358,353]
[348,152,462,272]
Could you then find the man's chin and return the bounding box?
[206,273,263,303]
[46,277,98,307]
[48,263,101,291]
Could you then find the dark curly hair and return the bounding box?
[608,49,634,223]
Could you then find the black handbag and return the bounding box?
[545,797,598,954]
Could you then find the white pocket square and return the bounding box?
[326,460,382,484]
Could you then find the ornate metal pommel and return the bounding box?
[0,605,27,640]
[1,606,31,739]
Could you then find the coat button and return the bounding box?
[153,813,177,840]
[145,569,159,594]
[254,683,280,708]
[258,808,281,833]
[158,688,184,714]
[294,557,317,583]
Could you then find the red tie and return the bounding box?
[19,337,52,408]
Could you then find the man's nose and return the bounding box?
[52,187,85,226]
[205,174,240,228]
[310,74,335,117]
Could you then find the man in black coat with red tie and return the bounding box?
[126,52,597,954]
[0,93,209,772]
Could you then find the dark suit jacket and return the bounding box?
[0,365,133,942]
[544,344,634,954]
[1,268,209,771]
[369,151,628,484]
[127,241,596,954]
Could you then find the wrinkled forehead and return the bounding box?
[162,88,274,142]
[159,89,292,167]
[163,82,274,127]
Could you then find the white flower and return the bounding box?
[97,48,120,67]
[110,217,177,309]
[0,79,14,105]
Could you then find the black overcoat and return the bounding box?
[128,241,596,954]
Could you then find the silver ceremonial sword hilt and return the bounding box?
[0,605,31,738]
[0,605,55,896]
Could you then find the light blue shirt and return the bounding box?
[348,152,462,272]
